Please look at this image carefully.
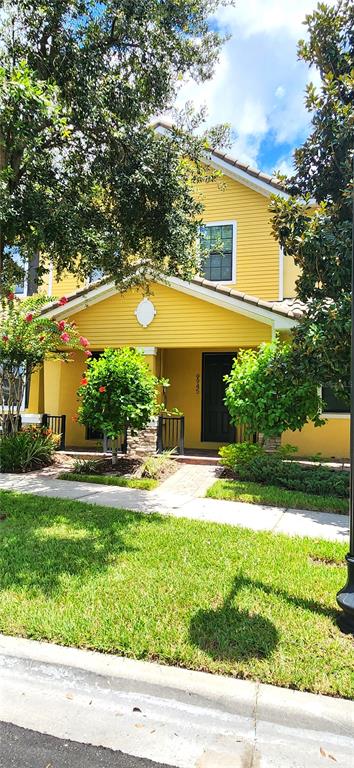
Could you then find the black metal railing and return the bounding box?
[42,413,66,450]
[157,415,185,454]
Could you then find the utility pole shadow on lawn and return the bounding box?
[189,575,338,662]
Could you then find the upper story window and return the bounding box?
[200,222,236,283]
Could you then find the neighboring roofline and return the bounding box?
[41,276,301,330]
[153,120,288,199]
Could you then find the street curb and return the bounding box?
[0,633,353,739]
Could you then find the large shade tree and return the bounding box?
[270,0,354,403]
[0,0,229,295]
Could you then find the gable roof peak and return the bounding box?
[153,119,287,196]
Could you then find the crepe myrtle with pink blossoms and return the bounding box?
[0,293,90,433]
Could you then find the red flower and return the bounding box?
[25,313,33,322]
[7,292,15,301]
[57,320,66,331]
[72,414,79,423]
[79,335,89,347]
[80,377,88,386]
[2,335,9,342]
[60,332,70,343]
[84,349,92,357]
[98,386,106,393]
[58,296,68,306]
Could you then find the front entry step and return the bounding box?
[173,454,220,466]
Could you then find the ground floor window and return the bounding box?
[322,385,349,414]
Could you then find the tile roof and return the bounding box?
[41,276,305,320]
[188,277,306,319]
[153,120,286,193]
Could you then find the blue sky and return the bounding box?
[171,0,334,177]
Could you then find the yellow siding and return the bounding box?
[69,282,271,349]
[282,419,350,460]
[283,255,300,299]
[197,176,279,300]
[51,270,84,297]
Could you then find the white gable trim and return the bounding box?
[206,156,289,199]
[44,282,118,319]
[43,277,297,331]
[154,122,288,199]
[165,277,296,330]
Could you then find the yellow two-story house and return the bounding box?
[24,134,350,459]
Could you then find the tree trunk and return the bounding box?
[27,252,40,295]
[111,438,118,466]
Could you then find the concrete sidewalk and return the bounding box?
[0,469,349,541]
[1,634,353,768]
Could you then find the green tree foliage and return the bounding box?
[270,0,354,401]
[77,347,159,464]
[224,338,324,438]
[0,0,229,294]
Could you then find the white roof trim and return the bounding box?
[165,277,296,330]
[43,277,298,331]
[43,282,117,319]
[154,122,288,199]
[205,156,289,199]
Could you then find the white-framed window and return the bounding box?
[199,221,237,284]
[321,385,349,418]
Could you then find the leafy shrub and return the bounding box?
[141,449,176,480]
[72,458,102,475]
[77,347,160,467]
[224,337,324,437]
[236,453,349,499]
[275,443,298,460]
[219,442,263,471]
[0,426,58,472]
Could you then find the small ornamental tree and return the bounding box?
[0,293,89,432]
[224,337,324,440]
[77,348,159,465]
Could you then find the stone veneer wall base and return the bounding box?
[127,420,158,457]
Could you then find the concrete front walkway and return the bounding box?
[0,465,349,542]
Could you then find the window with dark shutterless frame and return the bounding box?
[322,385,349,414]
[200,223,234,282]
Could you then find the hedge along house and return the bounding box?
[24,134,350,458]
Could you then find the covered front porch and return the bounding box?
[25,276,296,452]
[26,345,259,453]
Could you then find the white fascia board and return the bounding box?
[43,281,117,319]
[205,156,289,200]
[153,122,289,200]
[42,276,297,331]
[163,277,297,330]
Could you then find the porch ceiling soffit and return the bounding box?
[41,277,299,331]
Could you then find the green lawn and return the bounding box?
[0,490,352,698]
[58,472,157,490]
[206,479,348,515]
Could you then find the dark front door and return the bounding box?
[202,353,235,442]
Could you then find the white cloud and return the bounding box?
[166,0,334,173]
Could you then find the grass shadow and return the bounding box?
[0,492,164,597]
[189,573,338,662]
[189,576,279,661]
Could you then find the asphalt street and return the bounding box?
[0,722,176,768]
